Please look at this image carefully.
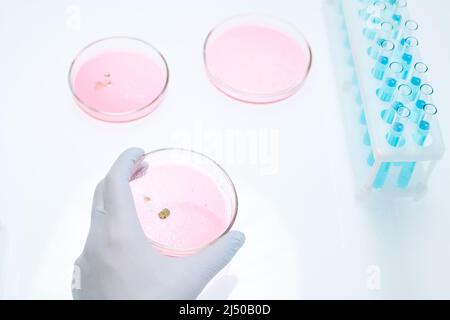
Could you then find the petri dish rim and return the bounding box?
[68,36,170,122]
[135,147,239,256]
[203,13,313,104]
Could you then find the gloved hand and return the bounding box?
[72,148,245,300]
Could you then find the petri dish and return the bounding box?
[130,148,238,257]
[204,14,312,104]
[69,36,169,123]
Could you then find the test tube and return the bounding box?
[395,20,419,45]
[398,104,438,188]
[372,162,392,189]
[359,1,387,21]
[371,106,411,189]
[414,104,438,145]
[363,16,383,41]
[410,100,426,124]
[417,83,434,103]
[390,0,408,37]
[371,40,396,80]
[392,0,408,12]
[400,37,419,79]
[409,62,429,101]
[411,84,434,123]
[397,163,415,188]
[381,84,412,124]
[372,56,390,81]
[368,22,394,59]
[358,2,373,21]
[376,62,404,102]
[387,105,411,147]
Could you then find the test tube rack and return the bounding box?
[334,0,445,198]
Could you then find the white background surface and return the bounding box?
[1,0,450,299]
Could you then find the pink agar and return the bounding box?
[73,51,166,120]
[131,163,231,255]
[206,24,310,102]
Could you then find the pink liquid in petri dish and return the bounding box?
[73,51,167,121]
[205,24,311,103]
[131,163,231,255]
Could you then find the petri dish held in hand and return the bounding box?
[204,14,312,104]
[69,36,169,123]
[130,148,238,257]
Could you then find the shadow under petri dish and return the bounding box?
[204,14,312,104]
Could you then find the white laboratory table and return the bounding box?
[0,0,450,299]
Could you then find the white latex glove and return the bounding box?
[72,148,245,300]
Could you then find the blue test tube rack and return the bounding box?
[331,0,445,197]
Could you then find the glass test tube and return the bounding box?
[394,22,419,77]
[368,22,394,59]
[382,84,412,124]
[377,62,403,102]
[372,162,391,189]
[368,84,409,167]
[417,83,434,103]
[389,0,408,38]
[371,40,395,80]
[387,105,411,147]
[414,104,437,145]
[396,20,419,51]
[398,104,438,188]
[363,16,383,41]
[392,0,408,11]
[359,1,387,21]
[411,84,434,123]
[409,62,428,101]
[359,2,372,21]
[400,37,419,80]
[372,106,411,189]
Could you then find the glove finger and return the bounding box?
[187,231,245,284]
[84,180,108,250]
[103,148,144,221]
[102,147,158,250]
[92,180,105,215]
[90,180,109,230]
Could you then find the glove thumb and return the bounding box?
[188,231,245,284]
